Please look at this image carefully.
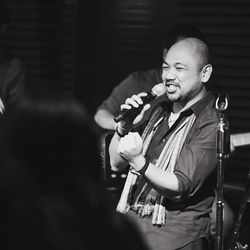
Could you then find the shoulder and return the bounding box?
[193,92,218,120]
[202,93,218,121]
[191,93,219,136]
[123,68,162,93]
[130,68,162,83]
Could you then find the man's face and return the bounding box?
[162,39,205,106]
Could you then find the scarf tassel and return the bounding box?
[152,203,166,226]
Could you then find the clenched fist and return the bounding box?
[117,132,145,171]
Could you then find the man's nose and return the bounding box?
[162,68,175,80]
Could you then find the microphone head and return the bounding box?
[152,83,167,97]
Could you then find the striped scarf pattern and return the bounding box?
[116,106,196,226]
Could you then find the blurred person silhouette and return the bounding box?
[0,1,27,113]
[0,93,149,250]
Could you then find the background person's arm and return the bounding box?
[94,70,156,130]
[94,108,117,130]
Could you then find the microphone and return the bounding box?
[114,83,166,123]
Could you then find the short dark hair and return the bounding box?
[0,2,10,26]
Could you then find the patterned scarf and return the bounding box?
[116,105,196,226]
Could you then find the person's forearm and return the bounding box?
[139,162,181,200]
[94,109,117,130]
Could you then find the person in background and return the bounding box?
[108,37,224,250]
[0,94,149,250]
[0,1,27,113]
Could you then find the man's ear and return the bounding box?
[201,64,213,83]
[162,47,168,60]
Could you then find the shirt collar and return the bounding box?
[162,91,214,118]
[184,91,214,117]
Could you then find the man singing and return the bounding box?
[109,37,218,250]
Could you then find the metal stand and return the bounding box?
[215,94,229,250]
[228,169,250,250]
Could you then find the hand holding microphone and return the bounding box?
[115,83,166,138]
[114,83,167,123]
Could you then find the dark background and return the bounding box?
[4,0,250,247]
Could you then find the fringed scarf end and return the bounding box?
[152,203,166,226]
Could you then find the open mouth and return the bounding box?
[166,83,178,93]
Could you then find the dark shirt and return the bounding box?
[129,92,218,250]
[98,68,162,116]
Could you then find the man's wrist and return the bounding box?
[115,125,129,137]
[130,156,149,175]
[137,158,150,175]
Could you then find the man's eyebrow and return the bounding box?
[162,61,187,67]
[175,62,187,66]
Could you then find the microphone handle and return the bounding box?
[114,92,155,123]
